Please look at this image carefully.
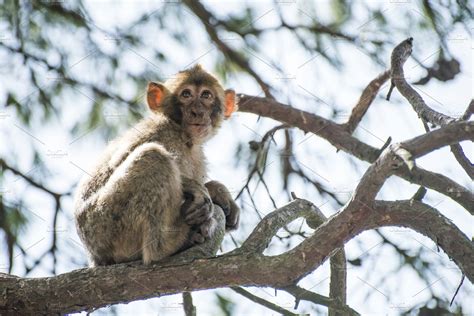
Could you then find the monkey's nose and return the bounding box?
[190,109,204,118]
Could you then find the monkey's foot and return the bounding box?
[189,218,217,245]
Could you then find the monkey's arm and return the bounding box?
[205,181,240,230]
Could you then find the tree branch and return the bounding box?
[182,292,196,316]
[281,285,359,316]
[238,95,474,212]
[342,70,390,134]
[231,287,299,316]
[388,38,473,179]
[450,143,473,179]
[182,0,274,98]
[238,94,380,161]
[1,194,471,314]
[236,199,320,254]
[0,159,69,198]
[388,37,455,126]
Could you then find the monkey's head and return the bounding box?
[146,64,237,143]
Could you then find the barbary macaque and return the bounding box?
[74,65,240,265]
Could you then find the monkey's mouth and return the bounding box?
[187,123,211,136]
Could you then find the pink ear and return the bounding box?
[147,82,167,112]
[224,89,237,118]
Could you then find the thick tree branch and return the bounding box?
[235,198,348,314]
[351,121,473,204]
[238,95,474,212]
[401,121,473,158]
[2,194,471,314]
[372,200,474,280]
[238,94,380,161]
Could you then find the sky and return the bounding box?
[0,1,472,315]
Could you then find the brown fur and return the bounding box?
[74,65,239,265]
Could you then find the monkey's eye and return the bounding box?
[181,89,192,98]
[200,90,212,99]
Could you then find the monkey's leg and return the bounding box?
[95,143,189,265]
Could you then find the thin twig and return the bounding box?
[450,144,473,179]
[450,275,465,306]
[388,37,455,126]
[343,70,390,134]
[182,292,196,316]
[281,285,359,315]
[231,287,299,316]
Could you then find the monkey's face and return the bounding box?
[146,65,238,143]
[176,84,218,140]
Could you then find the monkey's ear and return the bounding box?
[224,89,238,118]
[147,82,169,112]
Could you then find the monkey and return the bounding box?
[74,64,240,266]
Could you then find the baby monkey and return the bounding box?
[74,65,240,265]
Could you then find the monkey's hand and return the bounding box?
[181,178,214,229]
[205,180,240,231]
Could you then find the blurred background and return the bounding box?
[0,0,472,315]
